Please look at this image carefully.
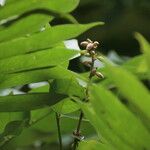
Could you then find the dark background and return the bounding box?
[73,0,150,56]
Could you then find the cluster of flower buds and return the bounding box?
[80,39,104,79]
[81,39,99,50]
[91,68,104,78]
[80,39,99,56]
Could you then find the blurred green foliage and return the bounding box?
[0,0,150,150]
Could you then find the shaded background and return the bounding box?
[73,0,150,56]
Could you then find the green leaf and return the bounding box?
[0,22,103,59]
[93,54,149,90]
[52,98,79,114]
[94,54,149,93]
[1,128,51,149]
[32,111,94,135]
[50,76,85,114]
[0,120,26,147]
[89,84,150,150]
[0,66,86,90]
[3,111,95,149]
[135,32,150,69]
[106,65,150,130]
[0,14,52,42]
[30,107,52,124]
[78,102,132,150]
[122,55,149,79]
[29,81,80,114]
[51,78,86,99]
[0,0,80,20]
[0,112,26,133]
[0,93,66,112]
[0,48,79,74]
[50,77,83,114]
[78,140,115,150]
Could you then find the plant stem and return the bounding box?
[73,55,95,150]
[55,112,63,150]
[89,55,95,79]
[73,111,84,150]
[86,55,95,98]
[76,111,84,133]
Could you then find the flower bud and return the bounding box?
[94,41,99,45]
[93,41,99,49]
[89,50,96,55]
[87,38,92,43]
[86,43,94,51]
[95,72,104,78]
[80,41,88,47]
[82,61,92,67]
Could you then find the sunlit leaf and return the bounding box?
[0,66,86,89]
[89,84,150,150]
[135,32,150,69]
[0,14,52,42]
[106,65,150,130]
[78,140,115,150]
[0,22,103,59]
[0,0,80,20]
[0,93,66,112]
[0,48,79,74]
[77,102,133,150]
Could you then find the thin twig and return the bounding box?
[89,55,95,79]
[55,112,63,150]
[86,55,95,99]
[72,39,101,149]
[73,54,95,150]
[73,111,84,150]
[76,111,84,133]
